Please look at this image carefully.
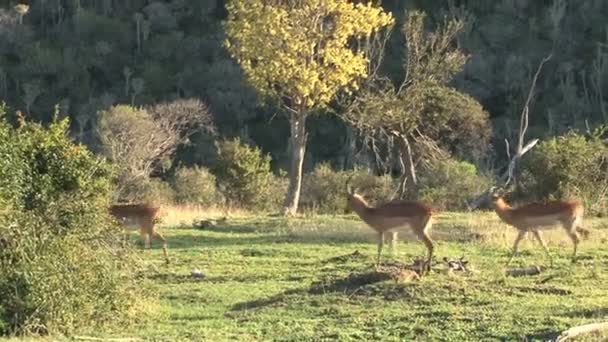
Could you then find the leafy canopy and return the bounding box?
[344,11,490,159]
[225,0,394,109]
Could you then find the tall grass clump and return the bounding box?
[0,106,149,336]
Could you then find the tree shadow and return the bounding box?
[164,233,283,249]
[229,288,305,311]
[561,307,608,319]
[198,222,266,234]
[308,271,394,295]
[320,250,370,264]
[510,285,572,296]
[430,224,486,243]
[145,272,206,285]
[162,229,375,250]
[521,329,560,341]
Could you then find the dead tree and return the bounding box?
[469,54,553,209]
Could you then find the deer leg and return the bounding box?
[123,227,129,247]
[390,231,398,255]
[376,232,384,268]
[506,231,526,266]
[565,226,580,263]
[532,230,553,267]
[152,230,169,265]
[418,231,434,274]
[139,228,150,249]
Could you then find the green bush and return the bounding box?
[418,158,492,211]
[301,163,349,213]
[0,108,147,335]
[143,178,176,205]
[520,130,608,215]
[214,138,285,210]
[112,176,175,206]
[172,166,223,206]
[350,169,396,206]
[301,163,396,214]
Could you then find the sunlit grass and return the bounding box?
[13,210,608,341]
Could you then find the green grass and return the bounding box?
[37,213,608,341]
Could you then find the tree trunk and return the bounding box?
[396,134,418,197]
[282,111,308,216]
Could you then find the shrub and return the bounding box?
[301,163,396,214]
[172,166,223,207]
[418,158,492,211]
[214,138,284,210]
[0,108,146,335]
[520,130,608,215]
[112,176,175,206]
[97,100,214,202]
[349,169,396,206]
[301,163,350,213]
[142,178,176,205]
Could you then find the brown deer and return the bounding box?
[109,204,169,264]
[489,187,589,266]
[346,180,434,272]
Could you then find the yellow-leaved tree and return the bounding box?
[225,0,394,215]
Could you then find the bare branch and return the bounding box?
[517,54,552,153]
[469,54,552,210]
[97,99,215,201]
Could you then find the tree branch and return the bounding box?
[469,54,552,209]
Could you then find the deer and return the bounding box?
[489,187,590,267]
[109,203,169,264]
[345,179,434,273]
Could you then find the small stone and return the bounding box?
[191,269,205,279]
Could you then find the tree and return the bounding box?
[343,10,491,197]
[224,0,394,215]
[97,99,215,201]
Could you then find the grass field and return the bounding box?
[26,210,608,341]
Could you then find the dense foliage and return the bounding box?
[301,164,395,214]
[214,138,285,210]
[0,1,606,172]
[0,107,146,335]
[520,130,608,215]
[172,166,223,207]
[418,158,493,211]
[225,0,394,214]
[97,100,213,202]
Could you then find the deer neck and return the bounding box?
[349,194,372,220]
[494,198,515,225]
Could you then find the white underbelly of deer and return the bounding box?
[519,214,565,229]
[370,217,417,232]
[118,217,141,231]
